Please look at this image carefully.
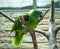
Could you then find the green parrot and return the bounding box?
[26,9,43,30]
[11,18,27,47]
[10,9,43,47]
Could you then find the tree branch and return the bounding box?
[39,8,50,21]
[48,0,55,32]
[34,29,49,39]
[0,11,14,22]
[54,25,60,35]
[43,9,50,17]
[50,0,55,23]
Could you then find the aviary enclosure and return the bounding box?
[0,0,60,49]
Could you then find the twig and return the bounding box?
[39,8,50,21]
[43,9,50,17]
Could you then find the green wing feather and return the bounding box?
[12,30,24,47]
[10,18,27,47]
[10,18,22,33]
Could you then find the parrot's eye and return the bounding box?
[24,15,30,21]
[25,16,29,21]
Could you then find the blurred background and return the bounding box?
[0,0,60,49]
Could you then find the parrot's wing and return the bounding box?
[10,18,22,33]
[10,18,27,47]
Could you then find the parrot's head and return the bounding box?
[28,9,43,20]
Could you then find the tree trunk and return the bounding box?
[49,32,58,49]
[49,0,58,49]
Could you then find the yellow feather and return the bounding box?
[28,9,35,15]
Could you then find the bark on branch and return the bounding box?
[48,0,58,49]
[0,11,14,22]
[39,9,50,21]
[49,0,55,32]
[54,25,60,35]
[49,0,55,23]
[43,9,50,17]
[34,30,49,39]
